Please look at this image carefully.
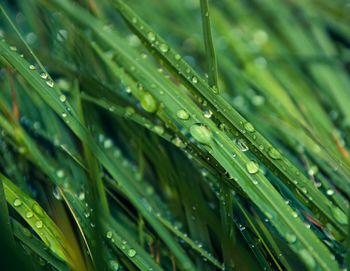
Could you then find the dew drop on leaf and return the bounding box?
[46,80,54,88]
[106,231,113,239]
[244,122,255,132]
[147,32,156,42]
[190,124,212,144]
[285,232,297,244]
[109,260,119,271]
[140,93,157,113]
[177,109,189,120]
[59,95,66,102]
[268,147,281,159]
[191,76,198,84]
[35,220,43,229]
[40,72,48,79]
[26,211,34,218]
[246,161,259,174]
[128,248,137,257]
[159,43,169,53]
[13,199,22,207]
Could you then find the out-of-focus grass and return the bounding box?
[0,0,349,270]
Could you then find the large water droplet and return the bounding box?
[59,95,66,102]
[29,64,36,70]
[268,147,281,159]
[26,211,34,218]
[13,199,22,207]
[40,72,48,79]
[236,139,249,152]
[106,231,113,239]
[177,109,189,120]
[326,189,334,196]
[46,80,54,88]
[203,109,213,119]
[35,220,43,229]
[56,169,65,178]
[128,248,136,257]
[159,43,169,53]
[153,125,164,135]
[109,260,119,271]
[244,122,255,132]
[147,32,156,42]
[190,124,212,144]
[191,76,198,84]
[246,161,259,174]
[140,93,157,113]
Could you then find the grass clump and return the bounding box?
[0,0,349,270]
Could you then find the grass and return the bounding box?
[0,0,349,270]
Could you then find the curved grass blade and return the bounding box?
[12,218,70,271]
[0,172,75,268]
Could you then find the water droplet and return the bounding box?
[29,64,36,70]
[159,43,169,53]
[61,112,68,118]
[56,169,65,178]
[246,161,259,174]
[140,93,157,113]
[191,76,198,84]
[147,32,156,42]
[128,249,136,257]
[26,211,34,218]
[46,80,54,88]
[174,54,181,60]
[308,165,318,176]
[268,147,281,159]
[13,199,22,207]
[285,232,297,244]
[190,124,212,144]
[104,139,113,149]
[298,249,316,269]
[59,95,66,102]
[9,46,17,51]
[106,231,113,239]
[177,109,189,120]
[35,220,43,229]
[326,189,334,196]
[236,139,249,152]
[244,122,255,132]
[171,137,186,148]
[78,192,85,200]
[203,110,213,119]
[109,260,119,271]
[53,187,62,200]
[153,125,164,135]
[40,72,48,79]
